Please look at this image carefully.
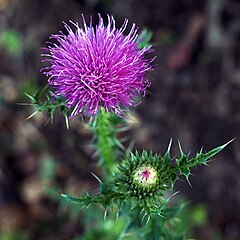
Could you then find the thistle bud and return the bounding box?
[62,140,232,219]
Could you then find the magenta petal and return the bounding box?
[42,14,154,117]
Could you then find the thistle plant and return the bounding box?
[61,141,230,221]
[27,14,232,239]
[41,14,153,118]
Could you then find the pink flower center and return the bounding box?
[133,165,158,186]
[141,170,151,180]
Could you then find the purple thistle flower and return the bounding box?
[42,15,154,117]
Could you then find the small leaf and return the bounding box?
[0,30,21,55]
[194,139,235,165]
[61,194,84,205]
[155,192,179,217]
[137,29,153,49]
[24,92,37,103]
[163,139,172,162]
[24,88,72,128]
[176,141,191,179]
[176,140,234,182]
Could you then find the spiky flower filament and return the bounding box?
[42,14,154,117]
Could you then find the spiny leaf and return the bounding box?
[25,92,37,103]
[163,139,172,162]
[61,194,85,205]
[61,193,102,208]
[194,139,235,165]
[154,192,179,217]
[25,89,72,127]
[176,140,234,182]
[176,141,191,179]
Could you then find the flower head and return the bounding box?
[42,15,153,117]
[115,151,168,199]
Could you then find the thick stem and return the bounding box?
[92,107,122,180]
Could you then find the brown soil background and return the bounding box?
[0,0,240,239]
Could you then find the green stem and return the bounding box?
[92,107,122,180]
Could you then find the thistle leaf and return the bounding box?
[61,193,104,208]
[163,139,172,162]
[61,194,85,205]
[194,139,235,165]
[25,89,72,127]
[176,140,234,181]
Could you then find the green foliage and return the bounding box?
[137,29,153,49]
[74,217,126,240]
[0,30,22,55]
[91,107,124,178]
[25,86,71,128]
[143,216,184,240]
[191,204,208,226]
[167,199,210,239]
[176,140,234,184]
[19,79,39,100]
[0,230,30,240]
[62,140,231,225]
[61,139,231,239]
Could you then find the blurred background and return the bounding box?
[0,0,240,239]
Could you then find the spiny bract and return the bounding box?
[115,150,177,199]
